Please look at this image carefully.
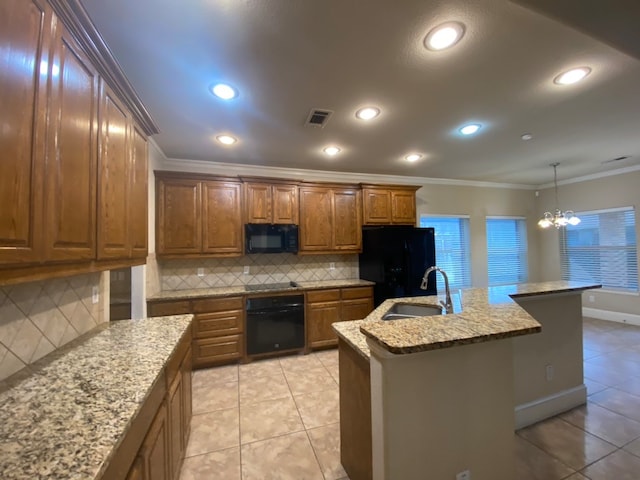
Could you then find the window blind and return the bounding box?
[486,217,528,286]
[420,216,472,290]
[560,207,638,291]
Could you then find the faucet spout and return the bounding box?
[421,266,453,314]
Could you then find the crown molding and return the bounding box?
[537,163,640,189]
[160,157,535,190]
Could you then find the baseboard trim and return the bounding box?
[515,385,586,430]
[582,307,640,326]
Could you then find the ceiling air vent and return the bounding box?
[305,108,333,128]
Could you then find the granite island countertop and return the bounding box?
[0,315,192,480]
[148,278,374,301]
[333,281,601,359]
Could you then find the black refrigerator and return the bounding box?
[359,226,437,307]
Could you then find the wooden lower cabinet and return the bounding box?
[307,286,374,349]
[125,456,145,480]
[141,402,170,480]
[168,371,184,480]
[193,335,243,366]
[192,296,244,367]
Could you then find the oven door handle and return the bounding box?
[247,307,304,316]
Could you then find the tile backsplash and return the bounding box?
[159,254,359,291]
[0,273,104,381]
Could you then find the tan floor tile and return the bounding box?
[313,348,339,365]
[192,364,238,388]
[590,388,640,422]
[241,431,323,480]
[284,366,337,396]
[612,375,640,398]
[514,435,575,480]
[279,353,324,373]
[239,372,292,405]
[586,354,640,378]
[307,422,347,480]
[238,358,283,380]
[585,377,608,397]
[517,417,617,470]
[186,408,239,457]
[180,447,241,480]
[583,348,601,360]
[561,402,640,447]
[564,473,591,480]
[240,396,304,444]
[192,381,238,414]
[294,387,340,429]
[623,437,640,458]
[581,449,640,480]
[584,363,633,387]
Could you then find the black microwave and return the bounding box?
[245,224,299,254]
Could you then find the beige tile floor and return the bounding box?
[180,318,640,479]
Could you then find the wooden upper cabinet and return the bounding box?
[129,125,149,258]
[202,180,242,255]
[362,185,419,225]
[97,81,129,259]
[299,184,361,253]
[333,188,361,251]
[244,180,298,224]
[43,18,99,262]
[156,177,202,255]
[0,0,51,265]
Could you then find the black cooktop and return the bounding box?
[244,281,299,292]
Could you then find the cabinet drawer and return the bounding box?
[342,298,374,321]
[193,310,243,338]
[191,296,243,313]
[307,289,340,303]
[341,286,373,300]
[193,335,243,367]
[148,300,190,317]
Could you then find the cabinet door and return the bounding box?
[333,189,362,251]
[97,81,129,259]
[202,181,242,255]
[129,124,148,258]
[245,182,271,223]
[0,0,51,264]
[272,184,298,224]
[299,187,332,251]
[342,298,374,321]
[307,301,341,348]
[142,402,170,480]
[168,372,184,480]
[156,178,201,255]
[391,190,416,224]
[125,456,145,480]
[362,188,391,225]
[43,18,99,262]
[193,335,243,367]
[181,348,192,449]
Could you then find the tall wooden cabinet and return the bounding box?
[0,0,156,285]
[299,184,361,254]
[156,173,243,258]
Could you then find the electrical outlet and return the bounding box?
[456,470,471,480]
[197,267,205,277]
[243,266,250,275]
[329,262,335,270]
[92,286,99,304]
[545,364,554,381]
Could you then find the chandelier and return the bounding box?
[538,163,581,229]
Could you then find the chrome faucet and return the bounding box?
[421,266,453,314]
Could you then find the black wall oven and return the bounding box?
[246,294,305,355]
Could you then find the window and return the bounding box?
[420,216,472,290]
[560,207,638,291]
[486,217,528,285]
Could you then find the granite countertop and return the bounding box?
[334,281,601,358]
[148,278,374,301]
[0,315,192,480]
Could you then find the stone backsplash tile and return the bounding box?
[0,273,103,381]
[159,254,359,291]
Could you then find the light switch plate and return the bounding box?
[92,286,99,304]
[329,262,335,270]
[197,268,205,277]
[243,266,250,275]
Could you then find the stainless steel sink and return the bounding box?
[381,303,443,320]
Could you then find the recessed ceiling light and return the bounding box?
[216,135,237,145]
[553,67,591,85]
[211,83,237,100]
[355,107,380,121]
[323,146,341,156]
[460,123,481,135]
[424,22,465,51]
[405,153,422,162]
[521,133,533,141]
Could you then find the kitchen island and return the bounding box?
[0,315,192,480]
[333,281,601,480]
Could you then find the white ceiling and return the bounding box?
[79,0,640,186]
